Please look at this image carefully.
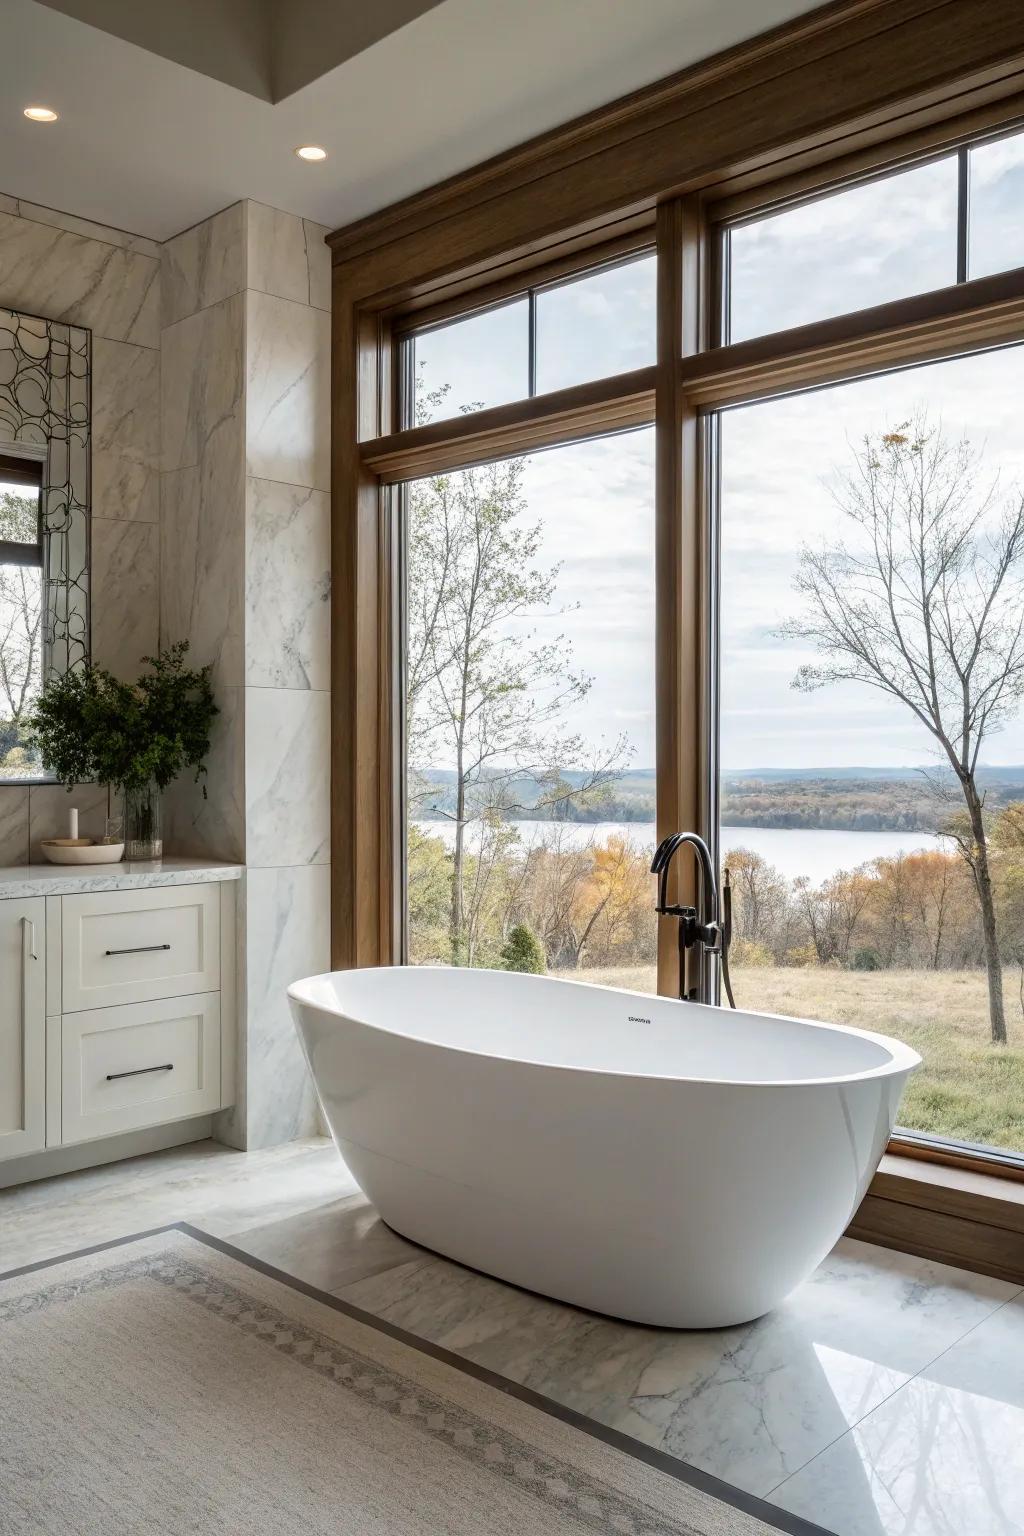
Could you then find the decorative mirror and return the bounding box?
[0,306,90,779]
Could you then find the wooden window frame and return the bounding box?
[329,0,1024,1238]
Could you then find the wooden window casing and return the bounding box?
[329,0,1024,1200]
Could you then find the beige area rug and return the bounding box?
[0,1226,832,1536]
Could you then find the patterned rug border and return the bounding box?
[1,1222,835,1536]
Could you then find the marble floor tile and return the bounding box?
[771,1293,1024,1535]
[0,1137,353,1272]
[338,1251,605,1376]
[4,1136,1021,1536]
[225,1193,424,1292]
[333,1235,1017,1499]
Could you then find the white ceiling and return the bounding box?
[1,0,824,243]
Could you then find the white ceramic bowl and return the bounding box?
[41,840,125,865]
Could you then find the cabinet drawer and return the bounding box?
[61,993,220,1144]
[61,885,220,1012]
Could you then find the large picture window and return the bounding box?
[717,347,1024,1157]
[402,429,657,988]
[337,64,1024,1183]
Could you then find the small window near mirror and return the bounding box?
[0,453,44,779]
[968,128,1024,281]
[725,156,959,343]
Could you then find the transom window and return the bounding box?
[402,251,656,424]
[721,124,1024,343]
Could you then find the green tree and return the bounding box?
[784,418,1024,1043]
[500,923,546,974]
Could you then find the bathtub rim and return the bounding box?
[289,965,922,1090]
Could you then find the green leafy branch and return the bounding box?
[25,642,218,793]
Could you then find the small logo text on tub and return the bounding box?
[628,1014,651,1024]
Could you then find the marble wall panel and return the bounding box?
[160,440,245,687]
[92,338,160,523]
[0,787,29,864]
[244,687,330,868]
[161,202,245,330]
[90,518,160,679]
[245,477,330,690]
[3,196,159,257]
[0,209,159,347]
[246,203,330,312]
[160,292,245,475]
[245,290,329,491]
[242,864,329,1148]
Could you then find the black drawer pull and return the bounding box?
[104,943,171,956]
[105,1063,174,1082]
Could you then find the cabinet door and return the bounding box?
[0,898,46,1160]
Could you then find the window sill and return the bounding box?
[848,1152,1024,1286]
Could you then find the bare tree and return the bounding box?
[783,418,1024,1042]
[407,451,630,965]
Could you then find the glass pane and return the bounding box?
[727,157,959,343]
[535,254,656,393]
[409,299,529,424]
[0,560,44,777]
[0,477,40,543]
[404,429,657,991]
[969,129,1024,280]
[718,346,1024,1159]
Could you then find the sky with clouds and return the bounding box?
[410,131,1024,775]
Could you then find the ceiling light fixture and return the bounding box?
[295,144,327,162]
[24,105,59,123]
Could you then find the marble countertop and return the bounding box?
[0,856,243,899]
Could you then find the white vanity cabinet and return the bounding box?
[0,898,46,1159]
[0,864,238,1171]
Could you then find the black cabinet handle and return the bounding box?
[104,943,171,956]
[105,1063,174,1082]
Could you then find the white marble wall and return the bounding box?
[241,202,331,1150]
[0,193,331,1152]
[0,195,162,858]
[158,200,331,1150]
[159,205,247,863]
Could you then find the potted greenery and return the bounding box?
[26,642,218,860]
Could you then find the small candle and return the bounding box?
[69,807,78,841]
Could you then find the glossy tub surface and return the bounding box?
[289,965,919,1327]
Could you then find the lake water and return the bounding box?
[413,819,943,885]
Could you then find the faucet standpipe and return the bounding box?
[650,832,734,1006]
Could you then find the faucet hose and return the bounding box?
[721,867,737,1009]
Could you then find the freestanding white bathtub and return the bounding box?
[289,966,919,1328]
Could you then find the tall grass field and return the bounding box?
[579,964,1024,1155]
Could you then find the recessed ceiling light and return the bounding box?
[24,105,59,123]
[295,144,327,162]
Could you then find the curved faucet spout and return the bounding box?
[650,831,723,1002]
[651,831,718,927]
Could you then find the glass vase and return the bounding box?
[122,781,163,861]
